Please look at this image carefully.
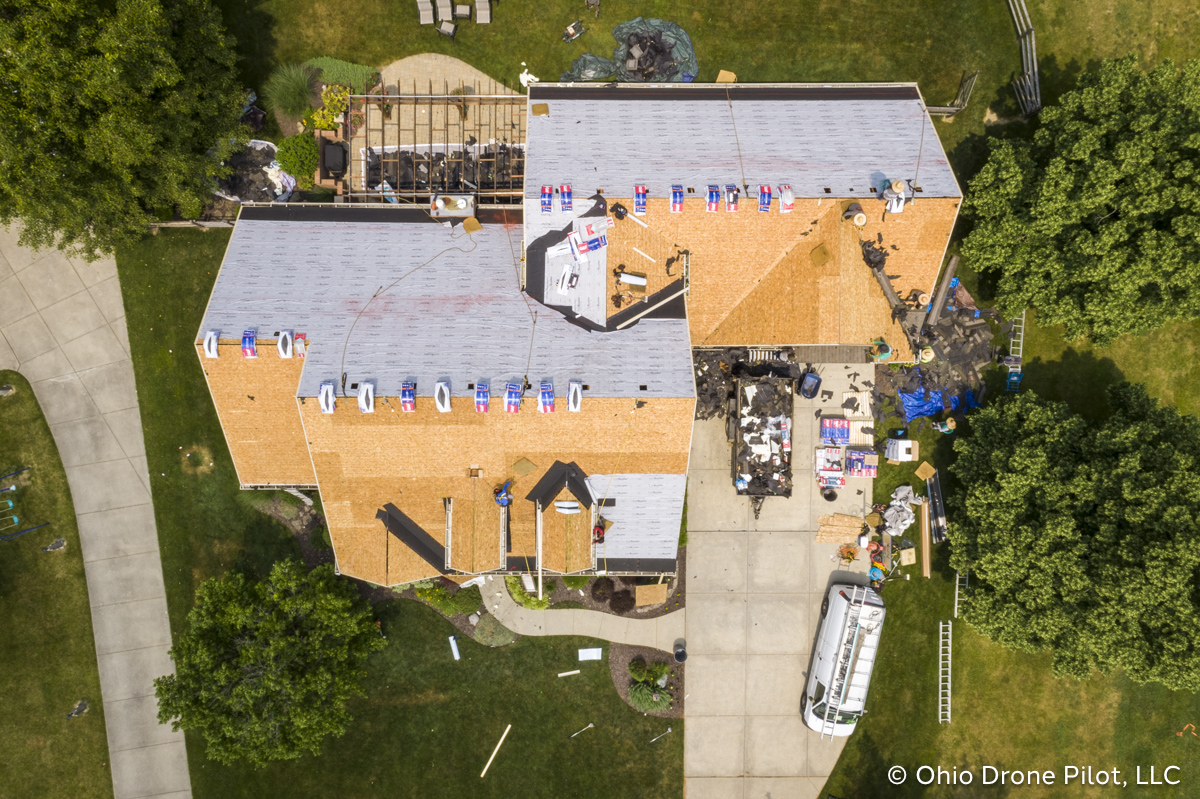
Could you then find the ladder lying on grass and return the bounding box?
[938,620,952,724]
[1007,310,1026,392]
[821,586,867,740]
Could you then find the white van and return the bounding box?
[801,583,885,737]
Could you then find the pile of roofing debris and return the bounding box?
[865,250,1005,423]
[734,377,794,499]
[363,144,522,192]
[560,17,699,83]
[693,348,805,422]
[215,141,295,203]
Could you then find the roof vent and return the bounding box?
[358,380,375,413]
[554,500,581,515]
[203,330,219,359]
[435,381,452,413]
[277,330,294,359]
[318,381,336,414]
[568,380,582,412]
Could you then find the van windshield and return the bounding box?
[811,704,860,726]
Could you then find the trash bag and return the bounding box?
[611,17,698,83]
[560,53,617,82]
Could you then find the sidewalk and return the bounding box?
[0,228,191,799]
[483,574,685,651]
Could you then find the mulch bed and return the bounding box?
[608,642,684,719]
[545,546,687,620]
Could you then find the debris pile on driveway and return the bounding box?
[693,348,804,421]
[734,377,794,498]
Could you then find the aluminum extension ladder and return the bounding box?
[820,586,867,740]
[954,571,969,618]
[1007,310,1026,392]
[938,620,952,724]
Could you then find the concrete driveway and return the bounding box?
[684,364,871,799]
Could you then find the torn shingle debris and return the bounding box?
[734,377,794,498]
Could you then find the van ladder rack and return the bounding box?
[820,585,867,740]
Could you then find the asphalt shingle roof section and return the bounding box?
[524,83,960,211]
[199,218,695,400]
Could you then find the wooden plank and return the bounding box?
[920,500,932,578]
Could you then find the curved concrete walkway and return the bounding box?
[0,228,191,799]
[483,574,685,651]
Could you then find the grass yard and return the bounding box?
[192,599,680,797]
[115,230,681,796]
[0,372,112,799]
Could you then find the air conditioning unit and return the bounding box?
[430,194,476,218]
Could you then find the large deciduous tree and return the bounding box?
[962,57,1200,344]
[155,560,386,766]
[950,386,1200,689]
[0,0,247,258]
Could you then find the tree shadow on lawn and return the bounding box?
[213,0,279,92]
[1022,348,1125,421]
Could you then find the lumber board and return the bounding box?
[920,501,932,579]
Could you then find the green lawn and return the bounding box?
[0,372,112,799]
[192,599,679,797]
[116,230,681,796]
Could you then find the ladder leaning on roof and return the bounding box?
[820,586,868,740]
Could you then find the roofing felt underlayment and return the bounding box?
[199,217,695,401]
[524,83,961,205]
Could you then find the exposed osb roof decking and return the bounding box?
[197,342,315,486]
[601,196,958,354]
[300,396,693,587]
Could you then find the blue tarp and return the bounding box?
[948,390,982,413]
[899,389,946,423]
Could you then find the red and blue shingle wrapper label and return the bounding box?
[706,185,720,212]
[671,185,684,213]
[505,383,522,413]
[541,185,553,214]
[241,330,257,358]
[539,382,555,413]
[758,186,772,212]
[820,417,851,444]
[475,383,489,413]
[401,381,416,412]
[634,185,647,215]
[559,185,572,212]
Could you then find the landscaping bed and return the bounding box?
[531,547,687,619]
[608,643,684,719]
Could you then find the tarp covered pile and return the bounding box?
[560,17,698,82]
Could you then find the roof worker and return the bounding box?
[493,480,513,507]
[932,417,957,435]
[870,339,893,363]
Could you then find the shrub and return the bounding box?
[609,589,635,614]
[262,63,318,117]
[591,576,614,601]
[562,575,590,590]
[309,84,349,131]
[473,613,515,646]
[309,524,331,550]
[506,576,556,610]
[276,134,318,189]
[305,57,378,93]
[628,681,672,712]
[416,582,481,617]
[646,660,670,685]
[628,657,649,683]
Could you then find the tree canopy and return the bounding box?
[155,560,386,766]
[0,0,247,258]
[961,58,1200,344]
[949,385,1200,690]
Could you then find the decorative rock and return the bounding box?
[468,613,479,626]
